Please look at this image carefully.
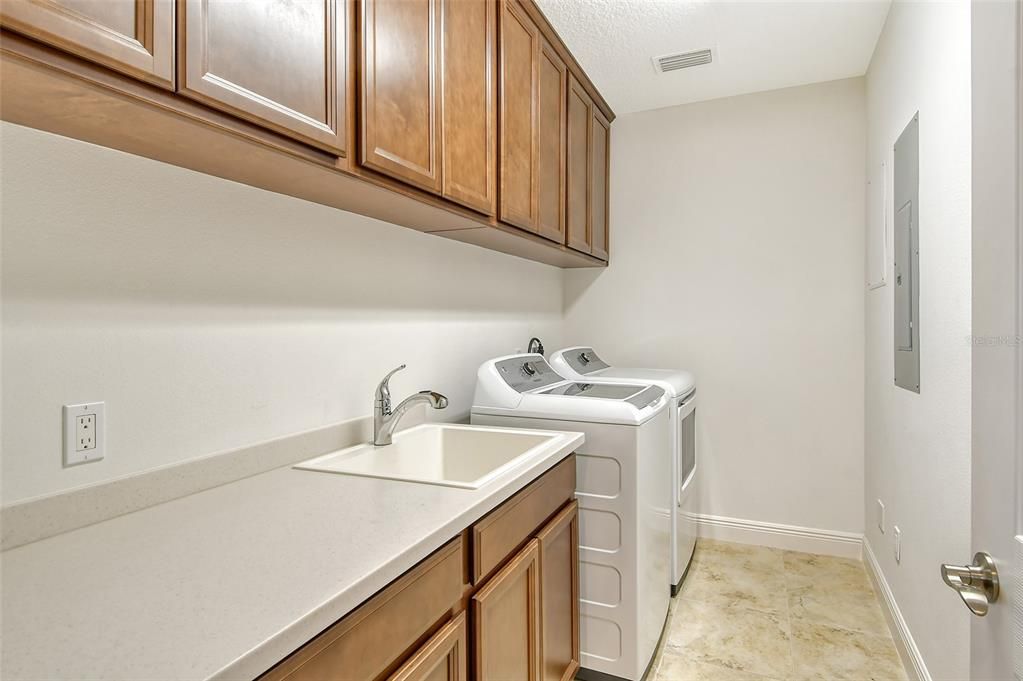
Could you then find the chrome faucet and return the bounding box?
[374,364,448,446]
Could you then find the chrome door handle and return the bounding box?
[940,552,999,616]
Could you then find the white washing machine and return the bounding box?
[471,354,671,681]
[550,347,698,594]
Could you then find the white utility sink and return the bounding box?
[295,423,578,489]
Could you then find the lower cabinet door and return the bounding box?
[472,539,542,681]
[389,613,468,681]
[537,501,580,681]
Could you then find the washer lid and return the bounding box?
[540,382,666,409]
[539,382,641,399]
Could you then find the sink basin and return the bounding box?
[295,423,578,489]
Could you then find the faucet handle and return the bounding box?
[375,364,407,409]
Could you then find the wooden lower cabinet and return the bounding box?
[260,456,577,681]
[259,538,466,681]
[537,502,580,681]
[473,539,543,681]
[390,613,468,681]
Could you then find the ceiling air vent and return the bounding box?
[652,49,713,74]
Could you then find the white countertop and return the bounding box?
[0,430,583,681]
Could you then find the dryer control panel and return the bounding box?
[495,356,564,393]
[562,347,611,375]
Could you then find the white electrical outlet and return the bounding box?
[877,499,886,534]
[76,414,97,450]
[893,525,902,563]
[63,402,105,467]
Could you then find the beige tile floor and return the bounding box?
[649,539,909,681]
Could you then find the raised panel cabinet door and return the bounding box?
[565,75,591,254]
[389,613,468,681]
[537,501,580,681]
[179,0,347,154]
[361,0,442,192]
[441,0,496,215]
[590,107,610,261]
[498,0,539,231]
[1,0,174,87]
[536,39,566,244]
[473,539,542,681]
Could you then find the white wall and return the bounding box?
[0,123,564,504]
[863,2,972,679]
[564,78,867,536]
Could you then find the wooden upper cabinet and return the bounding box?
[1,0,174,87]
[389,613,468,681]
[590,107,610,261]
[441,0,497,215]
[497,0,538,231]
[473,539,543,681]
[498,1,566,244]
[537,502,580,681]
[565,74,610,261]
[361,0,442,192]
[178,0,347,154]
[565,75,591,254]
[536,39,567,243]
[361,0,494,210]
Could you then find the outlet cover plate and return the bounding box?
[877,499,886,534]
[63,402,105,467]
[893,525,902,563]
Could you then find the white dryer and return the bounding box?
[550,347,698,594]
[472,354,671,681]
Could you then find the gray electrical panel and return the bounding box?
[894,113,920,392]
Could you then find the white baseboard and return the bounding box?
[862,539,931,681]
[694,513,863,559]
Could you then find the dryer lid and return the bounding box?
[552,347,696,397]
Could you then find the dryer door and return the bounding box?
[676,392,698,576]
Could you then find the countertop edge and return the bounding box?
[209,432,583,681]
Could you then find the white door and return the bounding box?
[953,2,1022,678]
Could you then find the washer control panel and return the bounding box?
[563,347,611,375]
[495,356,564,393]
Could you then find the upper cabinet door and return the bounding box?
[590,107,610,261]
[361,0,443,193]
[535,39,566,244]
[565,75,591,254]
[440,0,496,216]
[178,0,347,155]
[498,0,539,232]
[1,0,174,87]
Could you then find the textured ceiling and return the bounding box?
[535,0,891,114]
